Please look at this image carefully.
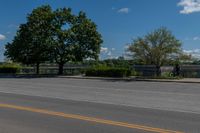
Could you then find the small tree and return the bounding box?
[128,27,182,76]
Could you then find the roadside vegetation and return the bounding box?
[85,65,131,77]
[0,63,21,74]
[4,5,102,75]
[127,27,191,77]
[3,5,200,78]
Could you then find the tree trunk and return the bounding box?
[58,63,64,75]
[36,62,40,75]
[156,65,161,76]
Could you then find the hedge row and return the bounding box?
[0,64,20,74]
[85,67,131,77]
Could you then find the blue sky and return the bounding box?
[1,0,200,61]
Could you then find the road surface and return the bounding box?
[0,78,200,133]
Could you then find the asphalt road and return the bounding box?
[0,78,200,132]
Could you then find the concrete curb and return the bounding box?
[1,74,200,83]
[133,79,200,84]
[58,76,200,84]
[58,76,133,81]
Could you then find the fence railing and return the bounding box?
[181,65,200,78]
[133,65,200,78]
[16,64,200,78]
[20,64,89,75]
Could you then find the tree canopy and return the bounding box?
[5,5,54,74]
[5,5,103,74]
[71,12,102,61]
[51,8,103,74]
[128,27,183,75]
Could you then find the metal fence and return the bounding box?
[19,64,200,78]
[133,65,173,77]
[133,65,200,78]
[181,65,200,78]
[20,64,89,75]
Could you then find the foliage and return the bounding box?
[83,58,135,70]
[85,66,131,77]
[72,12,103,61]
[5,5,102,75]
[161,72,174,78]
[0,63,21,74]
[131,70,141,76]
[100,59,133,68]
[128,27,182,76]
[191,60,200,65]
[5,5,54,74]
[52,9,103,74]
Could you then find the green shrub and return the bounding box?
[161,72,174,78]
[131,70,142,76]
[152,72,182,79]
[85,66,131,77]
[0,63,21,74]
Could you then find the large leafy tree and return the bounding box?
[71,12,102,62]
[5,5,54,74]
[5,24,33,65]
[128,27,182,76]
[5,5,102,75]
[51,8,75,74]
[52,9,103,74]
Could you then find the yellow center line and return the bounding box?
[0,103,183,133]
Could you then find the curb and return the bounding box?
[1,75,200,84]
[133,79,200,84]
[58,76,133,81]
[58,76,200,84]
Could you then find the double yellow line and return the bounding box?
[0,103,183,133]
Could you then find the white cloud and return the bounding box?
[111,7,116,10]
[0,34,6,40]
[100,46,125,60]
[100,47,108,53]
[184,49,200,59]
[107,51,112,56]
[124,45,130,50]
[118,8,130,14]
[8,24,19,28]
[178,0,200,14]
[6,31,11,34]
[184,36,200,41]
[193,36,200,40]
[100,47,119,59]
[111,48,115,51]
